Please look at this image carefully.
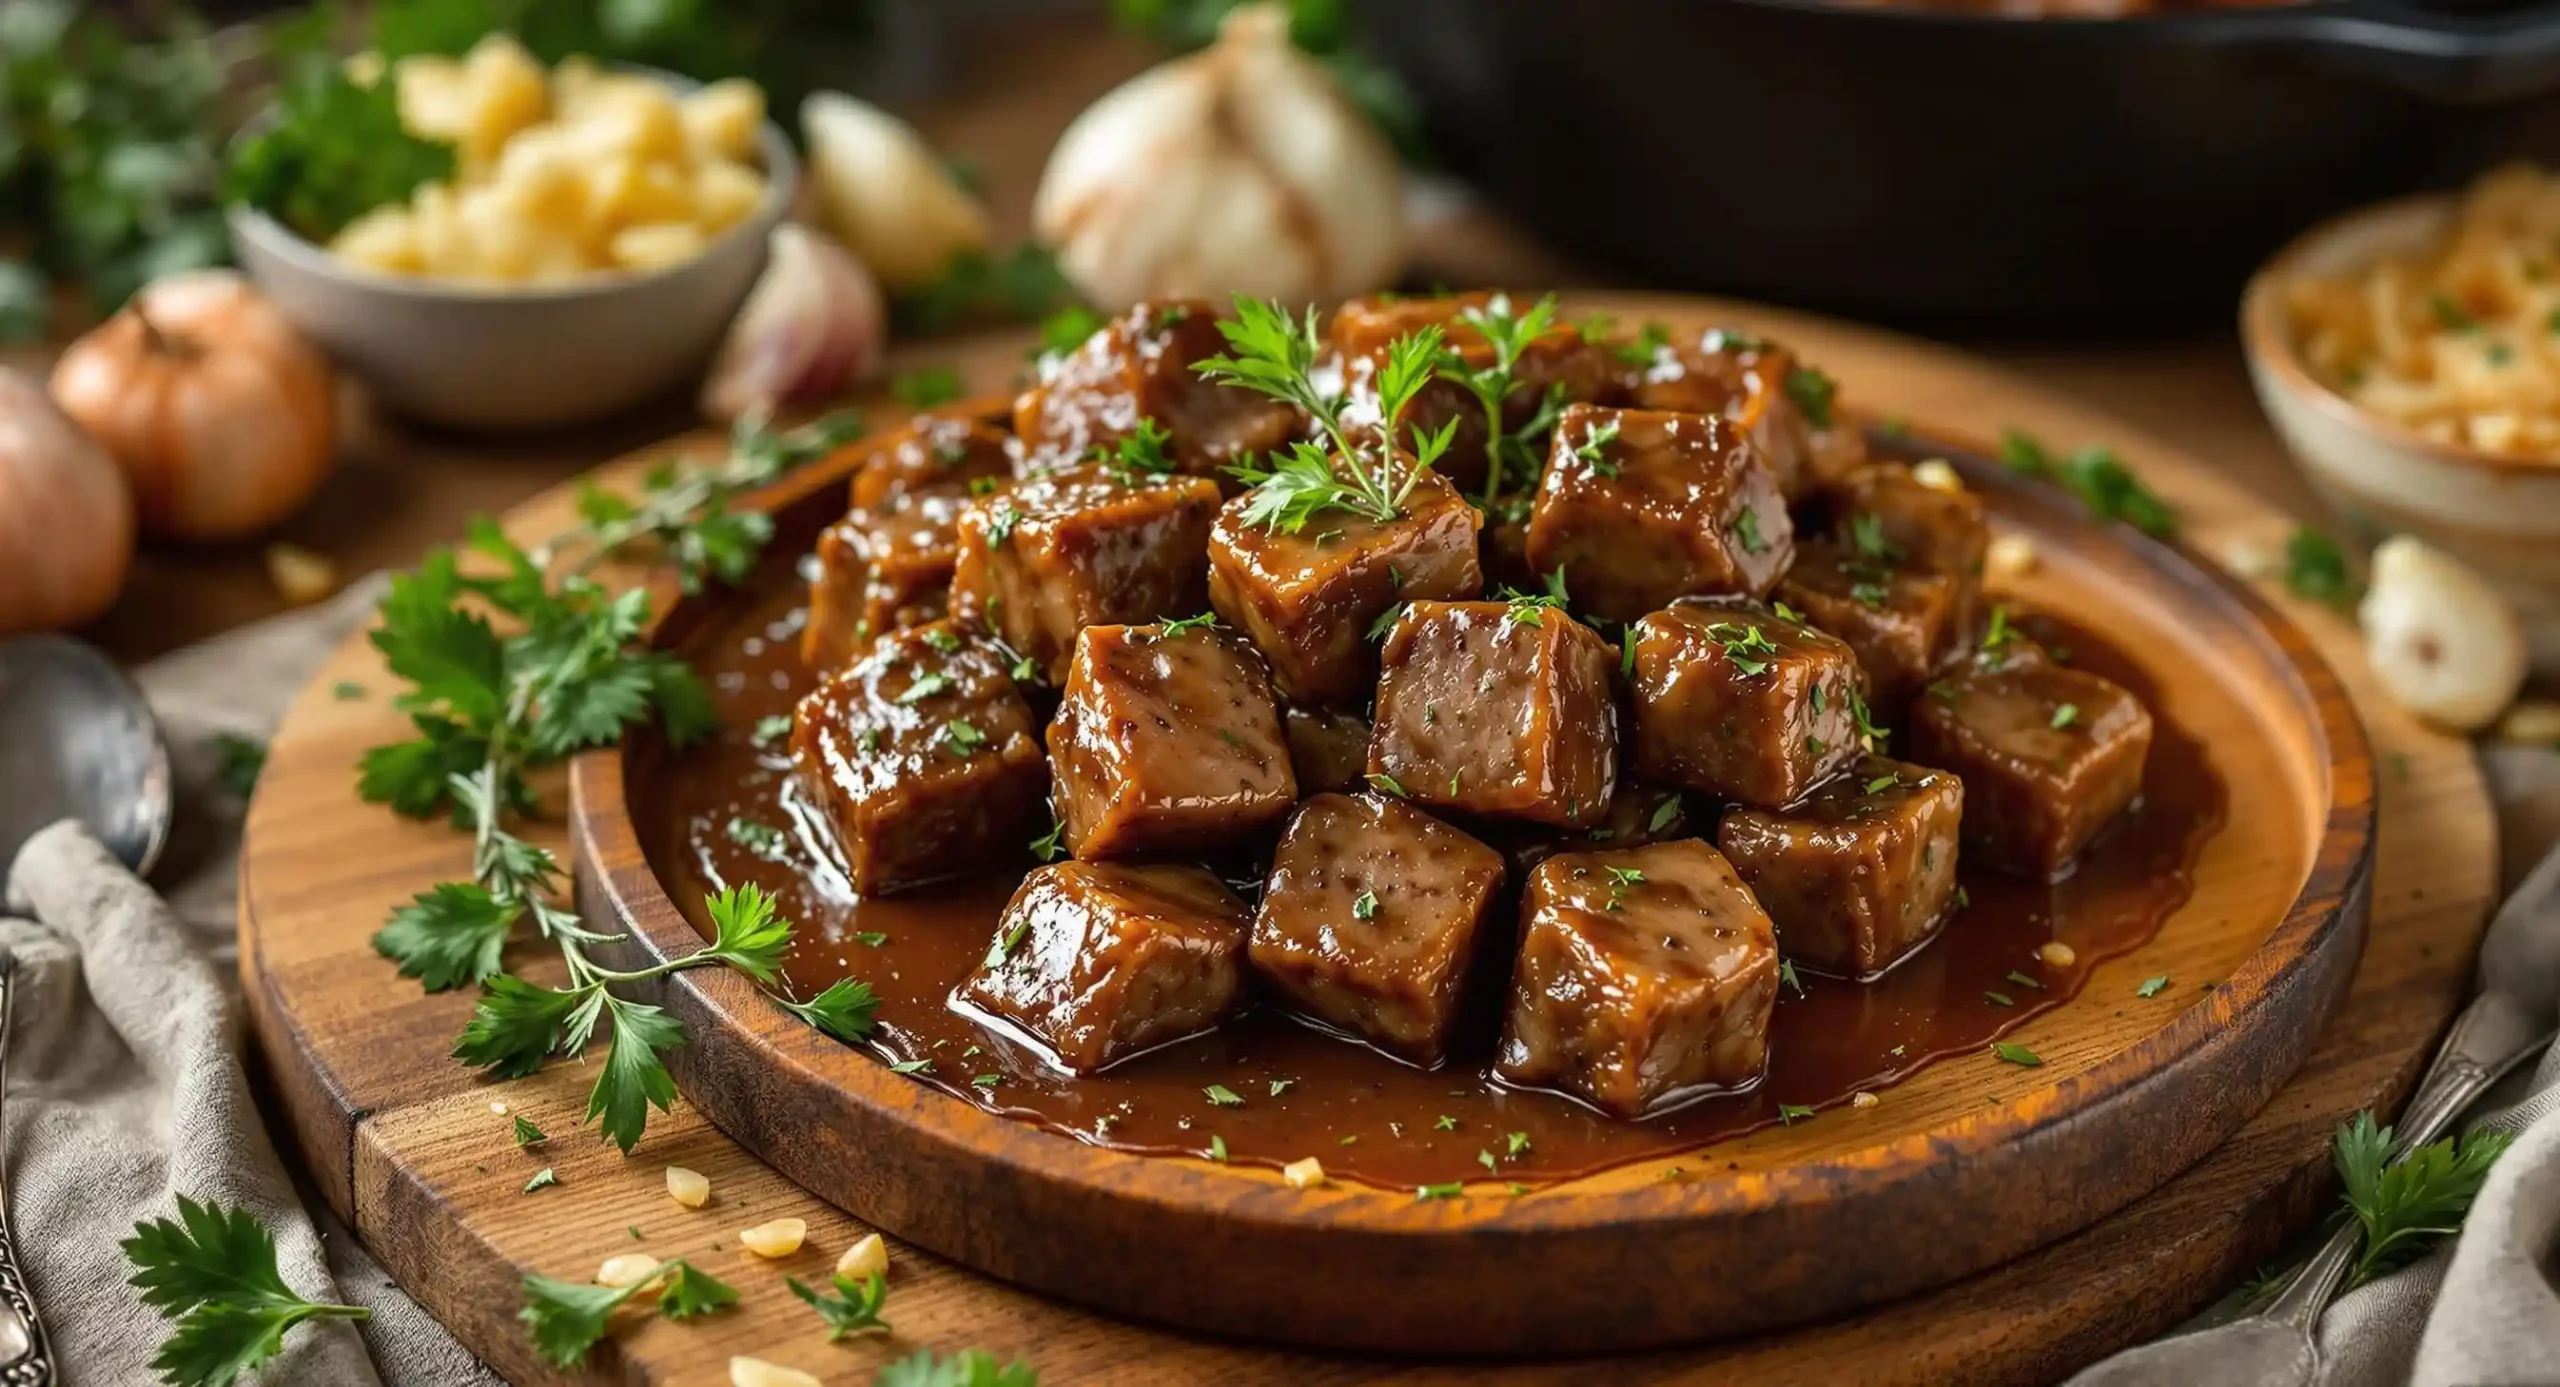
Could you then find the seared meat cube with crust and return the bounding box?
[1013,298,1300,480]
[1776,537,1959,706]
[957,861,1249,1074]
[1369,598,1618,828]
[852,415,1015,511]
[801,418,1019,672]
[1328,291,1620,497]
[950,463,1223,684]
[792,621,1048,895]
[1495,840,1781,1118]
[1829,463,1988,643]
[1526,404,1793,622]
[1718,756,1964,978]
[1626,327,1814,501]
[1627,601,1868,808]
[1283,705,1373,795]
[802,489,996,672]
[1910,660,2151,877]
[1250,792,1507,1066]
[1207,462,1482,706]
[1048,621,1297,860]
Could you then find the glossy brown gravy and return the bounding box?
[632,562,2226,1190]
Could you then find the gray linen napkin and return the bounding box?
[2075,743,2560,1387]
[0,579,501,1387]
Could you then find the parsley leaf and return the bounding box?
[774,978,880,1044]
[2284,526,2360,609]
[512,1114,548,1148]
[1205,1084,1246,1107]
[892,366,967,409]
[702,883,794,982]
[587,995,685,1156]
[1991,1041,2043,1067]
[373,882,519,993]
[1785,366,1837,428]
[789,1271,891,1340]
[2136,974,2172,999]
[124,1196,371,1387]
[2335,1110,2514,1287]
[876,1348,1042,1387]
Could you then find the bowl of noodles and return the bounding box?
[2245,164,2560,673]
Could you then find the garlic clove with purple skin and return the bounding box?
[2358,534,2528,732]
[701,224,887,424]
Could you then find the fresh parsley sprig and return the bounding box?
[2335,1110,2514,1287]
[542,412,863,594]
[789,1270,891,1340]
[123,1196,370,1387]
[877,1348,1042,1387]
[1999,427,2177,539]
[1437,292,1567,506]
[1200,296,1455,530]
[520,1259,739,1367]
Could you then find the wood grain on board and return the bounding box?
[239,297,2494,1385]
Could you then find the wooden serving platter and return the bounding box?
[239,294,2495,1384]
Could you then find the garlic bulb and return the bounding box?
[0,367,136,637]
[2358,535,2528,732]
[803,92,992,295]
[702,224,888,423]
[50,270,336,541]
[1034,2,1405,311]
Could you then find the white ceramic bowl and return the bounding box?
[2242,193,2560,676]
[228,89,796,432]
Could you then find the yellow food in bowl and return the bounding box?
[2284,163,2560,459]
[327,36,769,286]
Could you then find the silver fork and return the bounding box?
[0,948,55,1384]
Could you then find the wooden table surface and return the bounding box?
[64,17,2328,666]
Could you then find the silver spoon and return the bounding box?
[0,635,171,877]
[0,946,54,1379]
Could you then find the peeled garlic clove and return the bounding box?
[2358,535,2527,732]
[803,92,992,295]
[1034,2,1404,311]
[701,224,886,424]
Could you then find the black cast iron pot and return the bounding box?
[1358,0,2560,330]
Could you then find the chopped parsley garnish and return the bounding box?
[1992,1041,2043,1067]
[1098,417,1178,484]
[984,502,1023,546]
[1779,959,1805,996]
[1269,1079,1295,1097]
[891,366,966,408]
[1367,600,1408,642]
[724,817,787,860]
[1998,428,2176,538]
[1862,773,1899,796]
[1205,1084,1245,1107]
[2005,970,2045,991]
[1154,611,1219,639]
[898,669,952,704]
[1785,366,1838,428]
[512,1115,548,1148]
[2283,526,2360,609]
[1479,1149,1498,1172]
[523,1167,558,1193]
[971,1074,1001,1089]
[890,1059,933,1075]
[2050,703,2079,730]
[1506,1131,1532,1158]
[1777,1103,1815,1125]
[1574,419,1622,477]
[1732,506,1769,554]
[1029,820,1067,862]
[1415,1183,1465,1201]
[749,714,793,748]
[984,918,1031,968]
[2430,292,2476,332]
[922,627,963,653]
[1985,990,2015,1007]
[1647,796,1681,833]
[858,727,884,755]
[941,720,989,756]
[1352,889,1380,921]
[1367,772,1408,798]
[1706,621,1778,675]
[1980,604,2016,652]
[1605,865,1647,887]
[1850,581,1888,610]
[1848,511,1903,564]
[1848,688,1888,750]
[1209,1135,1229,1162]
[1435,1114,1458,1131]
[2136,975,2172,999]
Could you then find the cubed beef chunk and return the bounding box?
[956,861,1249,1074]
[1910,660,2151,877]
[1525,404,1793,622]
[1776,537,1959,706]
[802,419,1019,672]
[1014,299,1300,479]
[792,621,1048,895]
[1484,781,1695,880]
[1717,756,1963,978]
[1626,327,1813,500]
[1249,792,1506,1066]
[1048,621,1296,859]
[950,463,1222,684]
[1283,705,1373,795]
[1829,463,1988,643]
[851,415,1016,511]
[1495,840,1780,1117]
[1328,291,1620,497]
[1369,598,1618,828]
[1207,461,1482,705]
[1627,601,1868,808]
[802,489,994,672]
[1803,416,1872,496]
